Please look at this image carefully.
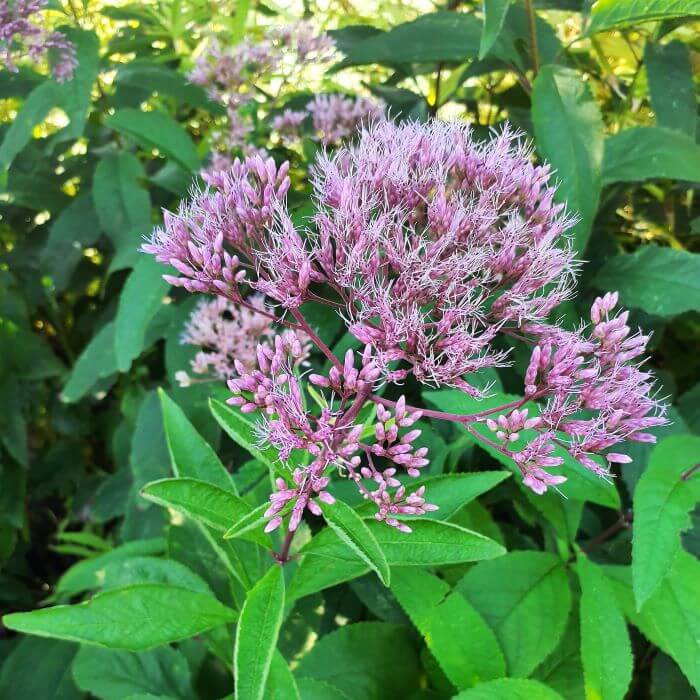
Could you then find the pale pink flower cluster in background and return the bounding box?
[271,95,386,146]
[145,118,667,532]
[176,294,311,386]
[1,0,76,82]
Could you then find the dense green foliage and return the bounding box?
[1,1,699,698]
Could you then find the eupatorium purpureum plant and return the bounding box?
[145,118,667,536]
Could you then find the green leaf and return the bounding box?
[2,584,237,650]
[54,539,164,596]
[578,556,633,700]
[588,0,700,33]
[115,60,222,113]
[602,127,700,185]
[391,568,506,689]
[341,12,481,66]
[73,646,196,700]
[61,322,118,402]
[532,65,604,253]
[645,41,696,137]
[479,0,513,58]
[595,247,700,318]
[158,389,233,491]
[105,108,200,172]
[295,678,349,700]
[209,398,287,476]
[456,551,572,677]
[234,565,285,700]
[115,255,170,371]
[606,553,700,693]
[354,471,510,521]
[289,519,504,601]
[453,678,564,699]
[141,477,261,541]
[40,195,101,291]
[632,435,700,608]
[295,622,420,700]
[319,499,390,586]
[264,650,300,700]
[0,81,59,176]
[0,637,80,700]
[92,153,152,270]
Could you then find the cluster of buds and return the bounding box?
[228,338,436,533]
[146,117,666,527]
[1,0,76,82]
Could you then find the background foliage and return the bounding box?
[1,1,700,698]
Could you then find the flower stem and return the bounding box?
[290,307,343,371]
[275,529,296,564]
[524,0,540,76]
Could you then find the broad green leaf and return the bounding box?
[295,678,349,700]
[453,678,564,699]
[457,551,572,677]
[0,637,80,699]
[479,0,513,58]
[578,556,633,700]
[319,499,390,586]
[588,0,700,33]
[141,477,261,541]
[115,256,170,371]
[234,565,285,700]
[606,553,700,693]
[652,653,697,700]
[645,41,696,137]
[0,375,27,465]
[105,108,200,172]
[391,568,505,689]
[341,12,481,66]
[632,435,700,608]
[92,152,152,270]
[115,60,222,112]
[158,389,233,491]
[61,322,118,402]
[602,127,700,185]
[224,502,270,540]
[532,65,604,253]
[354,471,510,520]
[295,622,420,699]
[210,398,287,475]
[73,646,196,700]
[595,247,700,318]
[289,519,504,601]
[423,389,620,508]
[40,195,101,291]
[54,539,165,596]
[3,584,237,650]
[0,81,59,177]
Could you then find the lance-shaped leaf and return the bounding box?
[588,0,700,33]
[3,584,237,650]
[319,499,390,586]
[234,565,285,700]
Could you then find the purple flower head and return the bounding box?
[310,119,578,394]
[1,0,76,81]
[307,94,386,145]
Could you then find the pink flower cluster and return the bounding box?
[1,0,76,82]
[176,293,311,385]
[271,95,386,146]
[145,117,666,524]
[229,340,435,533]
